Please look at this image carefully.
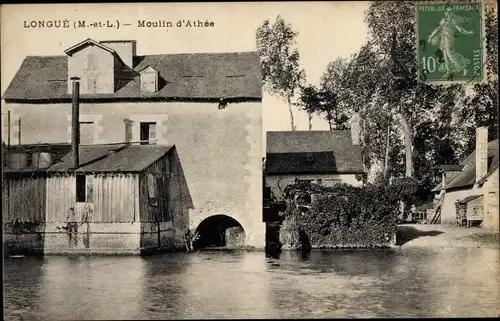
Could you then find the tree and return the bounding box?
[365,1,456,178]
[298,83,348,131]
[297,84,320,130]
[256,15,306,130]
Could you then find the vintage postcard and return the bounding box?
[1,1,498,319]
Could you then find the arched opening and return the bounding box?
[195,215,246,249]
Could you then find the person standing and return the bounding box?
[67,207,79,246]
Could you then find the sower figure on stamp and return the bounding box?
[427,7,474,78]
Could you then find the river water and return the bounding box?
[4,247,499,319]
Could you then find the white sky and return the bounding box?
[1,2,370,137]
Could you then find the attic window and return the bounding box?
[86,53,97,70]
[140,67,158,93]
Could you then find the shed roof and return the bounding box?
[437,139,499,191]
[266,152,341,174]
[47,144,174,173]
[3,50,262,101]
[3,144,72,174]
[265,130,364,174]
[456,194,483,204]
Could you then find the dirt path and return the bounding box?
[396,224,499,248]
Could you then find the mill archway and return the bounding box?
[194,215,246,249]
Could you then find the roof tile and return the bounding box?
[265,131,364,174]
[3,51,262,101]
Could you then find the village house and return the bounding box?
[264,115,365,201]
[431,127,499,230]
[2,38,264,252]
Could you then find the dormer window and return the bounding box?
[139,66,159,93]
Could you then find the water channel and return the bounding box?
[4,247,499,319]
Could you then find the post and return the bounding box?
[18,117,21,145]
[7,110,11,149]
[71,77,80,169]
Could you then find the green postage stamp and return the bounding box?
[416,1,485,84]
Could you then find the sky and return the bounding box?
[1,2,370,141]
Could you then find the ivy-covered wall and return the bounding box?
[278,181,418,249]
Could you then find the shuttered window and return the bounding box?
[79,121,95,145]
[147,174,156,199]
[76,174,94,203]
[86,53,97,70]
[140,72,158,93]
[140,122,157,145]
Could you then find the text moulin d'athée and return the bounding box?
[23,19,216,30]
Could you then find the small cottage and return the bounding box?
[264,117,365,201]
[431,126,499,230]
[455,194,484,227]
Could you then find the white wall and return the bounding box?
[266,173,363,201]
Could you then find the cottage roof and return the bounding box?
[3,51,262,101]
[265,130,364,174]
[436,139,499,191]
[47,144,174,173]
[3,144,72,174]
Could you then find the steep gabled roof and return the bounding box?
[64,38,116,56]
[265,130,364,174]
[138,65,158,73]
[438,139,499,191]
[3,51,262,101]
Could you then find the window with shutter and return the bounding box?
[86,53,97,70]
[140,122,157,145]
[124,120,133,142]
[140,72,158,93]
[147,174,156,199]
[79,121,95,145]
[76,174,94,203]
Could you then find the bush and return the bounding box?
[279,180,410,248]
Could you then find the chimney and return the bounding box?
[350,112,361,146]
[476,126,489,182]
[100,40,136,69]
[71,77,80,169]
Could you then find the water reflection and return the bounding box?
[36,256,146,320]
[3,247,499,319]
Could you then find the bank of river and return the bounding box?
[4,240,499,319]
[397,224,499,248]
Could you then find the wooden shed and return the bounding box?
[455,194,484,227]
[4,143,186,255]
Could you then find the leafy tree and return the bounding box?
[256,15,306,130]
[297,84,320,130]
[298,83,347,131]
